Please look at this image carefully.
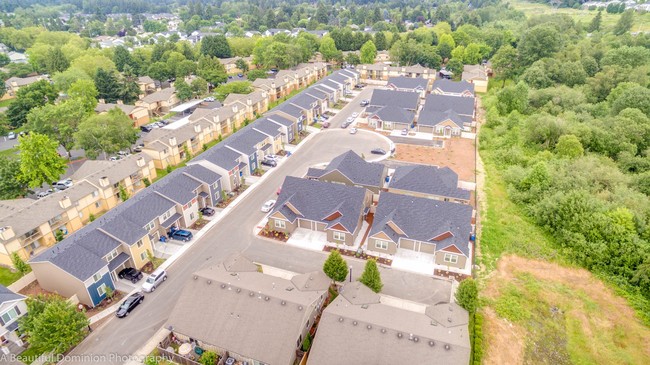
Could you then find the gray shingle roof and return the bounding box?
[253,118,282,137]
[417,109,464,128]
[421,94,475,121]
[0,285,25,304]
[369,89,419,110]
[201,145,241,171]
[166,257,326,365]
[387,76,428,90]
[272,177,367,233]
[369,192,473,256]
[390,165,470,200]
[274,101,304,118]
[369,105,415,124]
[308,284,471,365]
[289,93,319,110]
[225,128,266,156]
[432,79,475,95]
[305,150,386,188]
[153,170,202,204]
[267,114,294,127]
[183,164,222,185]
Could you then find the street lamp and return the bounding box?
[349,266,353,283]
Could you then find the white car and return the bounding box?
[7,132,16,140]
[36,190,51,199]
[204,96,216,102]
[261,200,276,213]
[351,112,358,118]
[265,154,280,162]
[346,117,354,123]
[349,127,358,134]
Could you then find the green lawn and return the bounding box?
[509,0,650,32]
[0,266,23,286]
[0,147,19,159]
[18,345,48,365]
[0,99,13,108]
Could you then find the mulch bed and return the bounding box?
[258,227,290,242]
[18,281,64,299]
[216,186,249,208]
[434,268,471,281]
[323,246,392,266]
[81,291,125,318]
[191,218,209,230]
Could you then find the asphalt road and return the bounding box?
[62,87,451,364]
[0,136,19,151]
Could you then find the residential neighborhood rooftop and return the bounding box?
[369,89,419,110]
[306,150,386,188]
[390,165,471,201]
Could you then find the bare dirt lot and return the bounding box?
[482,255,650,365]
[393,138,476,182]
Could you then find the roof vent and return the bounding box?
[338,317,344,322]
[429,341,435,347]
[193,275,198,280]
[413,337,419,343]
[298,306,303,311]
[249,291,255,297]
[444,344,451,351]
[430,320,438,326]
[281,301,286,306]
[207,280,212,284]
[220,283,226,289]
[286,287,294,291]
[381,329,386,334]
[265,296,270,301]
[397,333,403,339]
[352,321,358,326]
[361,304,368,309]
[448,317,452,323]
[409,334,414,341]
[230,273,238,276]
[366,325,372,330]
[236,288,241,293]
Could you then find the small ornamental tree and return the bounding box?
[323,250,348,282]
[455,278,479,313]
[359,259,383,293]
[11,252,31,276]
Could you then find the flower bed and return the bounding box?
[323,246,392,266]
[191,218,209,230]
[258,226,290,242]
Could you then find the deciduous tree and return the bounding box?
[360,40,377,64]
[175,79,193,101]
[0,157,26,199]
[17,133,66,188]
[200,35,233,58]
[74,109,138,159]
[7,80,58,128]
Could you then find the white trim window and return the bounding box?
[275,220,286,229]
[443,253,458,264]
[140,252,147,261]
[375,240,389,250]
[97,283,107,297]
[144,221,155,231]
[1,307,20,324]
[92,273,102,283]
[332,231,345,241]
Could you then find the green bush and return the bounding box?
[143,178,151,187]
[301,334,311,351]
[199,350,218,365]
[166,165,173,173]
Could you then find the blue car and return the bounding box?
[169,228,193,242]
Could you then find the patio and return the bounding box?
[286,228,327,252]
[390,249,436,276]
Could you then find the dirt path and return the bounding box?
[483,255,650,365]
[474,96,487,261]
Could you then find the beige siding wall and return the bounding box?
[326,229,354,246]
[31,262,92,306]
[434,251,467,269]
[269,217,296,233]
[367,237,398,255]
[128,235,154,269]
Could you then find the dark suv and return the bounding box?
[169,228,193,242]
[118,268,144,283]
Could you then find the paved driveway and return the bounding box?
[62,90,451,364]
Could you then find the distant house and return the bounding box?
[388,165,471,204]
[166,255,329,365]
[367,192,474,274]
[223,90,269,120]
[461,65,488,93]
[219,57,253,74]
[386,76,430,97]
[7,51,28,64]
[95,102,150,127]
[306,150,387,195]
[3,75,48,100]
[269,177,372,247]
[308,282,471,365]
[365,89,419,131]
[418,94,475,137]
[136,87,179,117]
[0,285,27,349]
[431,79,475,97]
[358,63,436,82]
[136,76,156,95]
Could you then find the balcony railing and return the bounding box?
[20,230,42,243]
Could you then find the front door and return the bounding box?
[444,126,452,138]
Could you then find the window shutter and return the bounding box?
[0,316,5,326]
[14,306,20,315]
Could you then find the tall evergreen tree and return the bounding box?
[94,68,121,103]
[359,259,383,293]
[588,10,603,32]
[323,250,349,282]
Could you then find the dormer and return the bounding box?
[431,231,454,241]
[232,105,238,113]
[194,124,202,133]
[136,157,146,167]
[99,176,110,188]
[323,211,342,221]
[0,226,15,241]
[168,137,177,146]
[59,196,72,209]
[284,201,302,216]
[386,220,405,236]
